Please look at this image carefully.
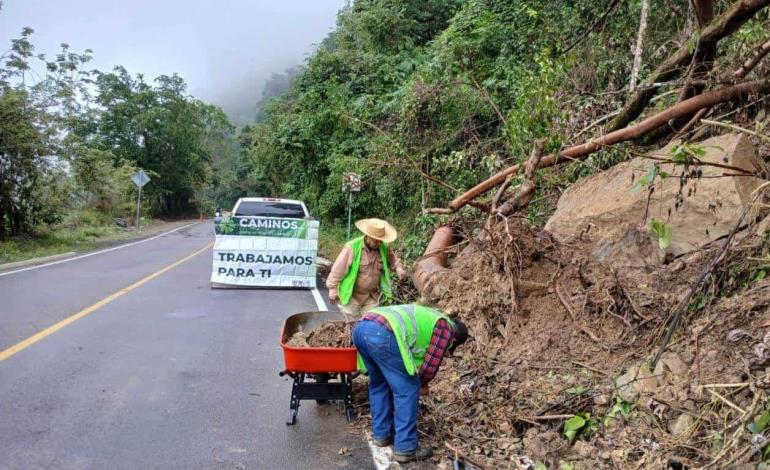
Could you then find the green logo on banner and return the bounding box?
[215,216,309,238]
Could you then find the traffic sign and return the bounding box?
[132,169,150,232]
[342,172,362,192]
[132,169,150,188]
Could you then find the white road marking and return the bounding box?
[310,287,328,311]
[310,275,392,468]
[368,437,397,470]
[0,222,200,278]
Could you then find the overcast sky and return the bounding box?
[0,0,346,123]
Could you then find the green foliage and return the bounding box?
[562,413,599,443]
[748,405,770,458]
[89,69,222,215]
[670,142,706,165]
[318,222,348,259]
[650,218,673,250]
[4,0,704,251]
[631,164,660,192]
[604,397,635,426]
[255,67,300,122]
[400,214,447,261]
[565,385,588,396]
[0,210,122,264]
[0,88,52,237]
[243,0,690,245]
[71,148,138,218]
[689,292,711,311]
[0,21,241,238]
[748,408,770,434]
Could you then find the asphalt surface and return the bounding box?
[0,222,373,469]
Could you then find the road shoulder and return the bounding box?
[0,219,199,273]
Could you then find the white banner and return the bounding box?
[211,217,319,288]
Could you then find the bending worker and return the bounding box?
[327,218,406,316]
[353,303,469,463]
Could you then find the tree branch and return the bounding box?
[561,0,620,56]
[497,139,545,215]
[608,0,770,132]
[429,79,769,213]
[734,37,770,79]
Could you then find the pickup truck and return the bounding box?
[211,197,318,288]
[231,197,311,219]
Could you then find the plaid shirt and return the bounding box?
[361,313,454,384]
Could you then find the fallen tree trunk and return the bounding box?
[673,35,770,141]
[607,0,770,132]
[411,226,455,297]
[434,79,769,213]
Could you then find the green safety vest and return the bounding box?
[357,304,454,375]
[337,236,393,305]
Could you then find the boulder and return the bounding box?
[668,413,695,436]
[615,366,641,402]
[616,364,659,402]
[545,133,764,261]
[593,227,664,268]
[660,352,689,376]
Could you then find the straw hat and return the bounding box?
[355,218,397,243]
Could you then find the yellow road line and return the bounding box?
[0,242,214,361]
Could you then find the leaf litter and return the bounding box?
[350,217,770,469]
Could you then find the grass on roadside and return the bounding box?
[318,221,348,260]
[0,210,151,265]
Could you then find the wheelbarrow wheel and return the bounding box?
[286,408,298,425]
[345,406,357,422]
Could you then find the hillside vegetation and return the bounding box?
[246,1,770,468]
[246,0,768,250]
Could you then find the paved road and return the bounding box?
[0,222,372,469]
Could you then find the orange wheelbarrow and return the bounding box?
[279,311,358,425]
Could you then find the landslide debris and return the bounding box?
[410,212,770,469]
[287,321,355,348]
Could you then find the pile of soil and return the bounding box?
[406,217,770,468]
[286,320,355,348]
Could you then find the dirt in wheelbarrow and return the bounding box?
[287,320,355,348]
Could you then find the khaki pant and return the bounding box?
[339,296,379,317]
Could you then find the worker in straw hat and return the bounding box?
[327,218,406,316]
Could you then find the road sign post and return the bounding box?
[342,173,362,240]
[131,169,151,232]
[346,191,353,240]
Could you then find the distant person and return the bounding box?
[352,303,469,462]
[327,218,406,316]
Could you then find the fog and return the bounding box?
[0,0,346,124]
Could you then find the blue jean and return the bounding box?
[353,320,420,453]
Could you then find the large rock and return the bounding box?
[545,133,763,261]
[616,364,659,402]
[668,413,695,436]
